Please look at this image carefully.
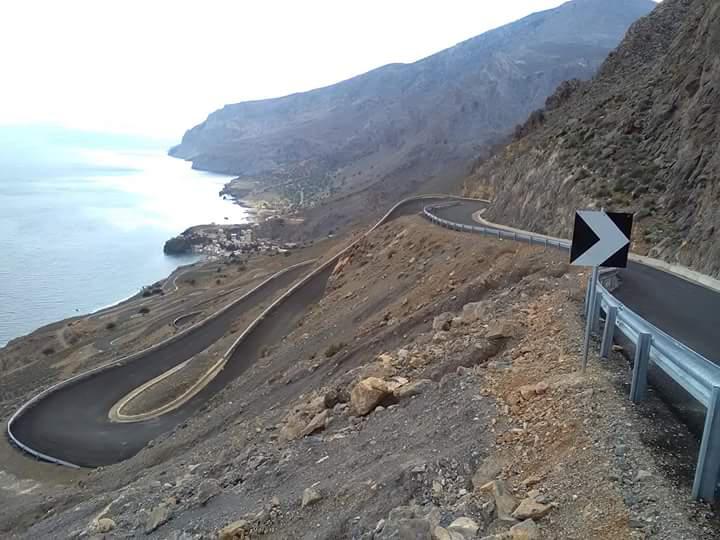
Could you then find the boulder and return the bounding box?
[510,519,540,540]
[196,478,221,506]
[378,353,395,366]
[480,480,519,520]
[378,517,432,540]
[534,381,549,395]
[300,410,328,437]
[472,457,504,490]
[512,499,552,520]
[145,504,172,534]
[433,526,465,540]
[486,322,514,340]
[448,517,480,538]
[218,519,250,540]
[94,518,116,533]
[351,377,390,415]
[462,301,487,323]
[302,487,323,508]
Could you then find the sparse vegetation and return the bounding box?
[105,322,117,331]
[42,347,55,356]
[139,306,150,315]
[324,342,346,358]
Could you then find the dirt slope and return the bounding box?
[3,216,716,539]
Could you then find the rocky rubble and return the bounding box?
[7,216,717,539]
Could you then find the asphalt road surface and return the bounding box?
[8,197,452,467]
[9,263,310,467]
[13,196,718,469]
[431,202,720,365]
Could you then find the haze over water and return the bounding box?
[0,126,250,347]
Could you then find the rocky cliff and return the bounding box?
[171,0,655,209]
[467,0,720,277]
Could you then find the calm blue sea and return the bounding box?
[0,126,249,347]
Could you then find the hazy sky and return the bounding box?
[0,1,650,140]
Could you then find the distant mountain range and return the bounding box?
[170,0,656,234]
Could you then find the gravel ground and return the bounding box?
[1,216,718,539]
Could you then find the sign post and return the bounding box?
[581,266,600,371]
[570,210,633,372]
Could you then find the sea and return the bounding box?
[0,125,250,347]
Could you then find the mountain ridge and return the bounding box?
[170,0,656,221]
[466,0,720,277]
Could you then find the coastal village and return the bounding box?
[163,220,301,259]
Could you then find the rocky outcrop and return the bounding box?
[467,0,720,277]
[171,0,654,208]
[163,235,192,255]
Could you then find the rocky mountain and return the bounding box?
[171,0,655,212]
[466,0,720,277]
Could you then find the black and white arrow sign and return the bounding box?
[570,211,633,268]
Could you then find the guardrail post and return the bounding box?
[600,306,617,359]
[693,385,720,501]
[630,333,651,403]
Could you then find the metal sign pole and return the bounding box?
[582,265,599,372]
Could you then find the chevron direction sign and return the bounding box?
[570,211,633,268]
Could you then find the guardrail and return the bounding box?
[423,205,720,501]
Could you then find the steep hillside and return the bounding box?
[3,216,716,538]
[466,0,720,277]
[171,0,655,213]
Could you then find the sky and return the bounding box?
[0,1,657,141]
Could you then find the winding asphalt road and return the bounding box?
[9,195,719,468]
[7,197,450,467]
[430,202,720,364]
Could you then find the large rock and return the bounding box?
[472,457,504,490]
[462,301,487,323]
[300,410,328,437]
[378,515,432,540]
[448,517,480,538]
[351,377,390,415]
[510,519,540,540]
[512,498,552,520]
[145,504,172,534]
[218,520,250,540]
[302,487,323,508]
[433,527,465,540]
[94,518,116,533]
[485,322,515,340]
[480,480,519,520]
[196,478,221,505]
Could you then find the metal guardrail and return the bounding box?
[423,205,720,501]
